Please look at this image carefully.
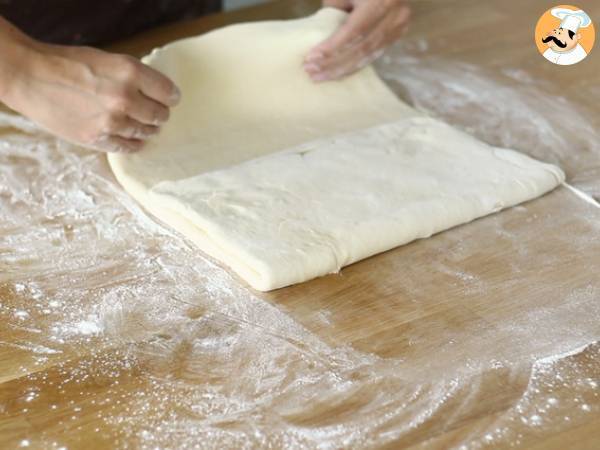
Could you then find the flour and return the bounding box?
[376,52,600,196]
[0,31,599,449]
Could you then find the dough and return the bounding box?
[108,8,564,291]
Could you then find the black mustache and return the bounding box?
[542,35,567,48]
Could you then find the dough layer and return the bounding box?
[108,9,565,291]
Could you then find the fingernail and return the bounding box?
[304,62,321,74]
[140,131,157,140]
[311,72,330,82]
[170,85,181,104]
[305,51,324,62]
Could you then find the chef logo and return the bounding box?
[535,5,595,65]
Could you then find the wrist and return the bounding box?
[0,17,38,105]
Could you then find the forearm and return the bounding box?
[0,16,36,103]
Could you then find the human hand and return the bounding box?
[2,38,180,153]
[304,0,411,82]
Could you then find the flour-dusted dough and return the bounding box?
[108,8,565,291]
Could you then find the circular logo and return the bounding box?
[535,5,595,65]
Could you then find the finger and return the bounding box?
[307,6,410,81]
[137,64,181,108]
[110,136,145,153]
[316,46,385,82]
[113,115,160,140]
[309,23,387,81]
[106,136,145,153]
[127,91,170,126]
[305,2,387,62]
[92,135,145,153]
[390,3,412,38]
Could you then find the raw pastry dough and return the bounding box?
[108,8,564,291]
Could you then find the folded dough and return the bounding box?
[108,8,564,291]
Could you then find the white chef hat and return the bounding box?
[551,8,592,33]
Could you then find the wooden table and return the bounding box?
[1,1,599,448]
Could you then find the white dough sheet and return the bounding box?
[109,8,563,291]
[2,7,600,450]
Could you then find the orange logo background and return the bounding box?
[534,4,595,55]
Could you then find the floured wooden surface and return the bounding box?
[1,0,599,448]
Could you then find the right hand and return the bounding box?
[2,41,180,153]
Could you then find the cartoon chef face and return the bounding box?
[542,27,581,52]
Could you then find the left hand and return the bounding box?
[304,0,411,82]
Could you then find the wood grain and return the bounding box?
[1,0,599,448]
